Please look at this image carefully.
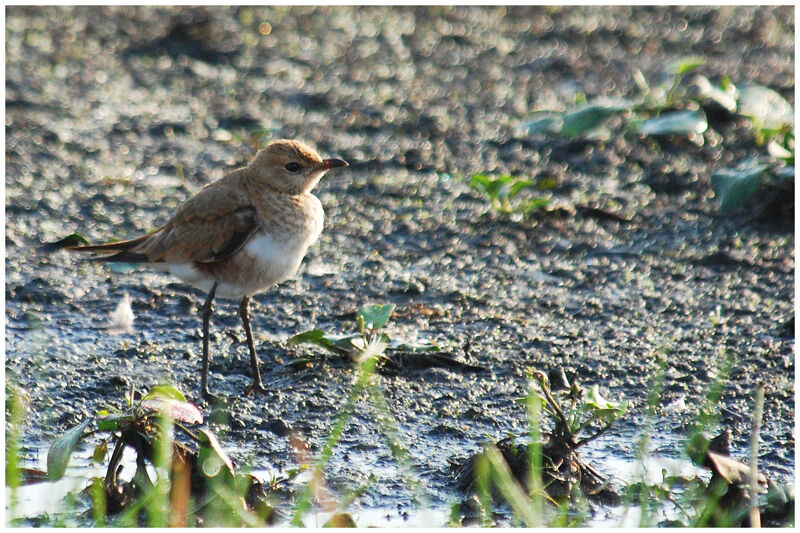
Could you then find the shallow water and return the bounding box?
[7,426,711,527]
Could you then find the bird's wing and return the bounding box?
[138,184,261,264]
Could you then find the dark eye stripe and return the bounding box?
[284,162,302,173]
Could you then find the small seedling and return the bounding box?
[527,369,629,454]
[711,156,793,215]
[469,173,551,216]
[289,303,433,525]
[524,55,712,140]
[287,303,440,363]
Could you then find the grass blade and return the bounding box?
[484,444,540,527]
[749,385,765,527]
[47,418,93,481]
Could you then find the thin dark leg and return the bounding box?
[240,295,267,395]
[200,283,218,400]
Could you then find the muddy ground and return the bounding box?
[5,6,794,524]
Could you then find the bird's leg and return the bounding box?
[240,296,267,395]
[200,283,218,401]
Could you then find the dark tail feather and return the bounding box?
[67,233,154,263]
[90,249,152,263]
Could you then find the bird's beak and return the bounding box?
[319,158,349,171]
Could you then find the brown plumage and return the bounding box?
[68,139,348,399]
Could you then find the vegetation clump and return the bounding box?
[451,367,628,526]
[43,385,280,526]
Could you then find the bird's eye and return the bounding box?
[284,162,302,173]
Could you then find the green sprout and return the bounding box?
[288,303,440,362]
[469,173,551,216]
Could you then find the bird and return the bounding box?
[66,139,348,400]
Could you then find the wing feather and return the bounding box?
[137,185,261,264]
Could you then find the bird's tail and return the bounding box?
[66,233,154,263]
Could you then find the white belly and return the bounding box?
[242,232,310,285]
[167,229,320,299]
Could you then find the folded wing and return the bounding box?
[70,185,261,265]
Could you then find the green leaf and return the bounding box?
[514,197,551,213]
[508,179,535,199]
[665,56,706,76]
[469,172,492,189]
[711,164,767,214]
[694,75,737,113]
[92,440,108,463]
[325,333,365,352]
[522,113,563,135]
[585,384,622,411]
[486,179,510,200]
[387,338,441,352]
[41,232,90,251]
[560,104,625,138]
[47,418,93,480]
[287,330,362,354]
[96,414,127,431]
[470,174,519,206]
[594,402,629,422]
[767,139,794,163]
[357,304,395,330]
[142,384,187,403]
[287,329,327,347]
[737,84,793,131]
[637,109,708,136]
[198,428,235,478]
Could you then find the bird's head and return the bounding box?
[250,139,348,194]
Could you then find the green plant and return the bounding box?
[618,347,670,527]
[289,304,431,525]
[706,80,794,214]
[621,349,754,528]
[289,352,381,526]
[528,370,629,447]
[523,55,711,140]
[637,56,707,111]
[45,384,270,526]
[710,154,793,215]
[5,382,27,526]
[522,54,795,216]
[288,303,440,362]
[469,173,551,216]
[455,369,628,526]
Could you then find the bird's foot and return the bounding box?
[201,388,225,405]
[245,382,268,396]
